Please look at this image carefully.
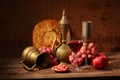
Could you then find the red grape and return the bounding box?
[40,48,47,53]
[77,51,82,57]
[80,45,87,54]
[77,57,83,63]
[81,53,86,59]
[87,49,91,54]
[46,47,52,54]
[88,54,92,59]
[88,43,94,49]
[69,55,74,62]
[91,46,96,54]
[72,59,77,66]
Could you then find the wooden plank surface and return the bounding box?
[0,52,120,79]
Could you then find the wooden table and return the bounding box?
[0,52,120,80]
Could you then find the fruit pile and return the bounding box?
[38,47,69,72]
[38,47,59,67]
[38,42,108,72]
[69,42,108,70]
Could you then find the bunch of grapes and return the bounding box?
[38,47,59,67]
[69,43,97,66]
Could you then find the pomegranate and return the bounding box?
[51,63,69,72]
[92,52,108,69]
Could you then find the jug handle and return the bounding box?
[43,29,58,56]
[20,60,36,71]
[51,29,61,56]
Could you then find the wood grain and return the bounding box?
[0,52,120,79]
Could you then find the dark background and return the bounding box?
[0,0,120,58]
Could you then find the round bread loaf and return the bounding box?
[32,20,61,49]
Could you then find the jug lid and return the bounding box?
[59,9,69,24]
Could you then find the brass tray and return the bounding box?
[32,20,60,48]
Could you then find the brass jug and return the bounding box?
[20,46,51,71]
[52,9,72,64]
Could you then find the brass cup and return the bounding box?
[20,46,51,71]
